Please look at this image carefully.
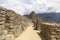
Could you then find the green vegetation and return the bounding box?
[28,11,37,20]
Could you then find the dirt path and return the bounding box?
[15,25,41,40]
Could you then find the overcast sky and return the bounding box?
[0,0,60,15]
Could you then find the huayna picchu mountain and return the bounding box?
[24,12,60,23]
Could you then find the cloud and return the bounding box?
[0,0,60,15]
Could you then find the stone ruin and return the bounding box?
[0,6,33,40]
[40,22,60,40]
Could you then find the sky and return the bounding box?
[0,0,60,15]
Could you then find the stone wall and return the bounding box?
[40,23,60,40]
[0,6,33,40]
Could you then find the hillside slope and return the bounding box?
[0,6,33,40]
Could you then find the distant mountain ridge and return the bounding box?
[37,13,60,23]
[24,12,60,23]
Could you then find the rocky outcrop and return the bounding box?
[0,6,33,40]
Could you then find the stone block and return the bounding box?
[5,34,15,40]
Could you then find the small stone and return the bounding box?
[6,34,15,40]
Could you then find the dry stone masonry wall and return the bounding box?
[0,6,33,40]
[40,23,60,40]
[0,8,6,40]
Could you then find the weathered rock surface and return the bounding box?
[39,22,60,40]
[0,6,33,40]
